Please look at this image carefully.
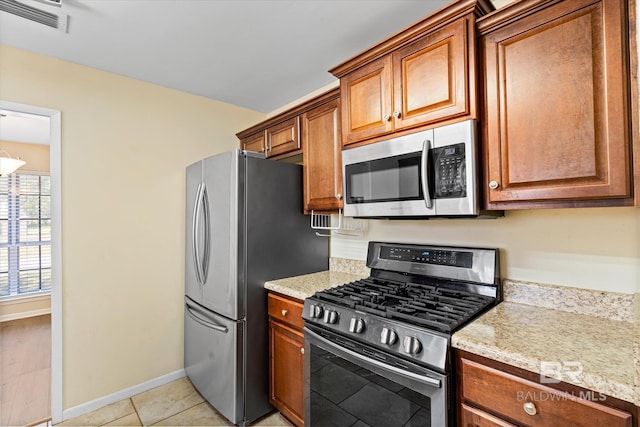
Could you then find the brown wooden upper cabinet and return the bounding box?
[266,117,300,158]
[238,117,301,159]
[237,89,342,212]
[330,0,493,147]
[478,0,635,209]
[240,131,265,155]
[302,97,343,212]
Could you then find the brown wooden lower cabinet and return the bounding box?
[461,403,517,427]
[268,292,304,426]
[457,350,635,427]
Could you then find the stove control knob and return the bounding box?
[309,304,324,319]
[328,311,339,324]
[403,336,422,355]
[349,317,365,334]
[380,327,398,345]
[323,309,339,324]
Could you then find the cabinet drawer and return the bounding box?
[460,358,632,427]
[268,293,304,330]
[461,403,516,427]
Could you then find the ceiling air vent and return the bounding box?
[0,0,68,32]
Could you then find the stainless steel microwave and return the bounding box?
[342,119,497,218]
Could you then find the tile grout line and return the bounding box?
[146,401,208,426]
[128,397,144,426]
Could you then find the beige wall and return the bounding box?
[0,45,265,409]
[331,207,640,294]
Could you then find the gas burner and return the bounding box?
[313,277,494,333]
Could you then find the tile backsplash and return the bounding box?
[329,257,370,277]
[504,279,634,323]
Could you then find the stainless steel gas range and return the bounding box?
[302,241,501,427]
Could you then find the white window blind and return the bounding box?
[0,172,51,297]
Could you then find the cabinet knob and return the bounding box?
[281,309,288,316]
[383,114,391,122]
[336,193,342,200]
[523,402,537,416]
[392,111,401,119]
[300,347,305,355]
[489,180,500,190]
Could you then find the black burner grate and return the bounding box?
[313,277,494,333]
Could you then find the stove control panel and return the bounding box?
[380,245,473,268]
[303,299,449,371]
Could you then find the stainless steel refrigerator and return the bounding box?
[184,150,328,426]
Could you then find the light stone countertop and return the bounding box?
[264,270,367,301]
[452,302,636,404]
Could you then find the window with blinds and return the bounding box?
[0,172,51,297]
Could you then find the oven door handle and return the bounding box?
[421,138,433,209]
[306,327,441,389]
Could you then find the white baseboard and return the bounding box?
[0,308,51,322]
[62,369,186,421]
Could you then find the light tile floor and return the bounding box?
[55,377,294,426]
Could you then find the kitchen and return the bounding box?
[0,0,638,426]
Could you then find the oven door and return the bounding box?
[304,325,449,427]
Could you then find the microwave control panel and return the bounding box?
[432,143,466,198]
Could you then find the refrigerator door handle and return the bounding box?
[200,184,211,284]
[192,183,205,285]
[185,301,229,334]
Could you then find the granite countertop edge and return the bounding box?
[264,270,367,301]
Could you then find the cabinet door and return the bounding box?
[393,18,468,130]
[269,320,304,426]
[340,56,393,145]
[482,0,631,207]
[266,117,301,158]
[240,131,265,154]
[302,98,343,212]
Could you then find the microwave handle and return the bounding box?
[421,139,433,209]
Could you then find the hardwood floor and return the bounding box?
[1,314,51,426]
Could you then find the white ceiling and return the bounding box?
[0,0,514,144]
[0,0,517,114]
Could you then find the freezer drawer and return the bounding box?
[184,297,243,424]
